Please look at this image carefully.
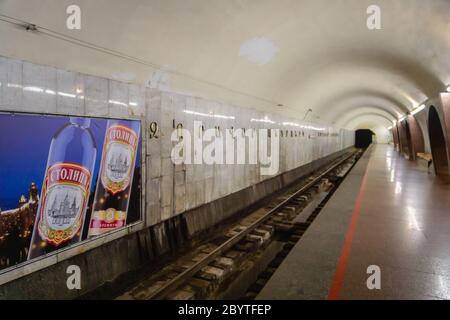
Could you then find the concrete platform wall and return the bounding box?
[0,146,352,299]
[0,55,354,229]
[0,55,354,298]
[146,90,355,226]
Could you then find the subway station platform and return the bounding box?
[257,144,450,300]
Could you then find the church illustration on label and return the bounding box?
[106,146,131,182]
[45,187,82,228]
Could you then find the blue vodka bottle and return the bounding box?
[28,117,96,260]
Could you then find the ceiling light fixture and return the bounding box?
[410,104,426,116]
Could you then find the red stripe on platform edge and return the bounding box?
[327,161,370,300]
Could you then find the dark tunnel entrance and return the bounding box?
[355,129,375,149]
[428,106,449,182]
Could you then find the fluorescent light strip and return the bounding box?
[58,91,76,98]
[281,121,325,131]
[410,104,425,116]
[184,109,235,120]
[251,117,275,124]
[108,99,128,107]
[23,86,44,93]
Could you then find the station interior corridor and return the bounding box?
[0,0,449,302]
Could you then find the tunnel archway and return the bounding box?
[428,106,449,181]
[355,129,375,149]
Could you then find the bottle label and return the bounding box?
[89,208,127,236]
[38,163,91,246]
[100,124,138,195]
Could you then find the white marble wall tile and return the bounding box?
[0,57,23,109]
[161,157,173,177]
[0,60,4,108]
[160,174,173,204]
[146,90,161,156]
[185,181,196,210]
[0,57,6,107]
[161,206,172,221]
[56,69,85,115]
[204,177,213,203]
[211,164,222,200]
[84,75,108,116]
[147,177,160,206]
[160,92,174,158]
[149,154,161,179]
[185,162,194,184]
[23,62,57,113]
[195,180,205,207]
[171,95,187,211]
[0,58,19,109]
[146,175,161,226]
[128,84,145,118]
[173,93,187,173]
[193,97,206,183]
[174,170,186,214]
[219,165,230,197]
[174,183,186,214]
[108,79,129,118]
[147,203,161,226]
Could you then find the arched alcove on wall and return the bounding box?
[406,115,425,161]
[392,126,399,150]
[400,120,413,159]
[428,106,449,182]
[394,125,401,152]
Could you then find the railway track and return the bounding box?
[242,170,349,299]
[117,149,362,300]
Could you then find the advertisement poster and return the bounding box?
[0,113,142,271]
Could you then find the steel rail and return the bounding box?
[148,151,357,299]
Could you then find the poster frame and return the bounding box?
[0,109,147,285]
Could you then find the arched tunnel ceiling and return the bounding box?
[346,114,393,131]
[0,0,449,130]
